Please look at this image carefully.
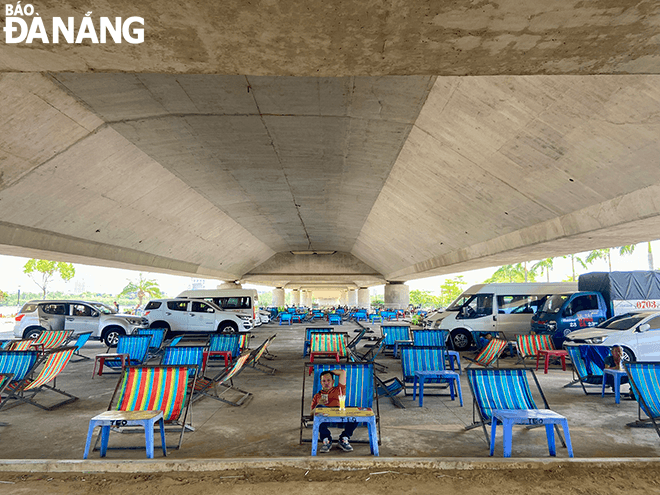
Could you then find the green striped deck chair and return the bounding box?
[515,334,554,364]
[248,335,277,375]
[137,328,167,358]
[466,368,566,449]
[33,330,74,350]
[466,339,508,368]
[300,362,380,446]
[193,352,252,406]
[625,362,660,434]
[309,332,349,362]
[381,325,411,354]
[100,365,196,450]
[1,347,77,411]
[208,333,241,364]
[103,335,151,370]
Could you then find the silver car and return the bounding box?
[14,300,149,346]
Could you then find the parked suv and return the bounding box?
[14,300,149,346]
[143,298,252,335]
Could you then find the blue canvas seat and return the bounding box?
[102,335,151,369]
[137,328,167,358]
[70,332,93,362]
[381,324,411,355]
[625,362,660,435]
[208,333,241,365]
[564,344,615,394]
[160,346,206,377]
[400,346,462,405]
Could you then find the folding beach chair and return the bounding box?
[309,332,349,362]
[375,375,405,408]
[346,326,374,352]
[137,328,167,359]
[248,335,277,375]
[303,328,334,357]
[193,352,252,406]
[400,346,462,403]
[70,332,93,362]
[31,330,74,350]
[160,346,206,377]
[300,362,380,454]
[85,365,196,456]
[0,347,77,411]
[381,324,412,356]
[625,362,660,434]
[207,333,241,367]
[96,335,151,375]
[466,368,570,455]
[465,338,508,368]
[563,344,611,394]
[350,336,388,373]
[515,334,555,365]
[6,339,38,351]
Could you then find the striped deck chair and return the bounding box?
[70,332,93,362]
[248,335,277,375]
[347,326,374,352]
[466,338,508,368]
[0,347,77,411]
[6,339,38,351]
[381,325,411,355]
[516,334,555,365]
[299,362,381,449]
[350,336,388,373]
[238,332,251,352]
[626,362,660,434]
[309,332,349,362]
[304,328,334,356]
[160,346,206,378]
[137,328,167,359]
[101,335,151,371]
[208,333,241,366]
[33,330,74,350]
[563,344,609,394]
[96,365,196,451]
[412,329,449,347]
[193,352,252,406]
[466,367,567,450]
[400,346,459,397]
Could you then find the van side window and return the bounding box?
[460,294,493,318]
[646,316,660,330]
[216,297,251,310]
[71,304,93,317]
[42,303,66,315]
[191,301,214,313]
[497,296,541,314]
[167,301,189,312]
[565,295,599,316]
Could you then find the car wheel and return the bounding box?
[102,327,125,347]
[23,327,45,340]
[451,328,472,351]
[621,347,636,363]
[150,321,170,331]
[218,321,238,333]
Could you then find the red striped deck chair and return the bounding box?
[1,347,77,411]
[6,339,38,351]
[33,330,74,350]
[466,339,508,368]
[248,335,277,375]
[516,334,555,364]
[309,332,349,362]
[95,365,196,451]
[193,352,252,406]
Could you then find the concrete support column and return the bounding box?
[339,290,348,306]
[273,287,285,308]
[358,288,370,310]
[306,291,314,307]
[348,289,357,307]
[292,289,301,307]
[384,282,410,310]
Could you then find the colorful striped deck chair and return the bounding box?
[466,367,567,450]
[137,328,167,358]
[208,333,241,366]
[193,352,252,406]
[238,332,251,352]
[300,362,380,451]
[516,334,555,364]
[466,338,508,368]
[626,362,660,434]
[33,330,74,350]
[309,332,349,362]
[0,351,40,405]
[70,332,93,362]
[563,344,609,394]
[95,365,196,451]
[101,335,151,370]
[304,328,334,356]
[400,346,460,397]
[160,346,206,378]
[381,325,411,355]
[6,339,38,351]
[0,347,77,411]
[248,335,277,375]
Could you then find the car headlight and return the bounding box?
[547,321,557,331]
[237,315,251,321]
[585,337,605,344]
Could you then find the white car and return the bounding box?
[143,298,252,334]
[564,311,660,362]
[258,310,271,324]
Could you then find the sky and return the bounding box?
[0,240,659,299]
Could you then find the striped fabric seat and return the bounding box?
[412,330,449,347]
[0,350,40,385]
[249,335,277,374]
[137,328,167,356]
[6,339,37,351]
[381,325,411,351]
[516,334,554,360]
[160,346,206,377]
[103,335,151,369]
[71,332,93,362]
[33,330,74,350]
[400,346,454,396]
[471,339,508,367]
[304,328,333,356]
[626,362,660,435]
[564,344,609,394]
[194,352,252,406]
[208,334,241,362]
[309,332,349,360]
[238,333,250,351]
[0,373,13,405]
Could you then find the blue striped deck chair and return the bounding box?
[466,368,566,450]
[248,335,277,375]
[304,328,334,357]
[400,346,460,398]
[625,362,660,433]
[381,325,411,355]
[0,347,77,411]
[300,362,380,449]
[563,344,610,394]
[102,335,151,371]
[160,346,206,378]
[90,365,197,453]
[412,329,449,347]
[0,350,40,411]
[137,328,167,359]
[208,333,241,366]
[193,352,252,406]
[70,332,93,362]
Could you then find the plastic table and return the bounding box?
[311,407,378,456]
[602,368,628,404]
[412,370,463,407]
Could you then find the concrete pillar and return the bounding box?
[292,289,301,307]
[384,282,410,310]
[339,290,348,306]
[308,291,314,307]
[358,288,370,310]
[273,287,285,308]
[348,289,357,307]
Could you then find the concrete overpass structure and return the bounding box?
[1,1,659,307]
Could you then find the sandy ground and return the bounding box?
[1,465,659,495]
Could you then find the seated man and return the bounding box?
[311,369,356,453]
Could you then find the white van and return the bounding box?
[177,288,260,327]
[428,282,577,351]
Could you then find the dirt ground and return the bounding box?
[1,465,659,495]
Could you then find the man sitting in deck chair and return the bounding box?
[311,369,355,453]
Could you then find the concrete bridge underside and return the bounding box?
[1,1,659,290]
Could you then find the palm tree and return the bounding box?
[532,258,554,282]
[118,273,163,309]
[618,242,655,270]
[648,241,655,270]
[586,248,612,272]
[563,253,588,281]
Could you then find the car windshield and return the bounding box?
[541,294,571,314]
[89,302,116,315]
[446,294,476,311]
[596,313,648,331]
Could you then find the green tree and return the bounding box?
[118,273,163,308]
[23,259,76,298]
[563,253,588,281]
[531,258,554,282]
[586,248,612,271]
[438,276,466,307]
[409,290,440,308]
[484,264,535,283]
